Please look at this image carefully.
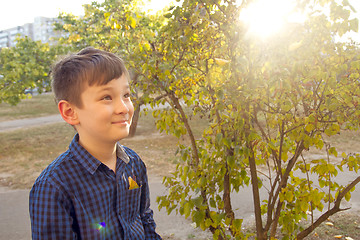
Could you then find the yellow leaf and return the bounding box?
[128,176,139,189]
[325,222,334,226]
[214,58,230,66]
[129,17,136,29]
[334,235,342,239]
[104,12,111,19]
[68,34,81,42]
[144,43,151,51]
[63,24,72,31]
[288,40,302,51]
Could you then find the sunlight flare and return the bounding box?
[239,0,305,38]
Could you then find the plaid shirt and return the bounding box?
[29,134,162,240]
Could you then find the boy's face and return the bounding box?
[74,75,134,145]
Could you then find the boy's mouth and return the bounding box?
[111,119,130,125]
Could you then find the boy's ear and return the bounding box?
[58,100,79,126]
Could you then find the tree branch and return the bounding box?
[297,176,360,239]
[270,140,305,237]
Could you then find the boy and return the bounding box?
[29,47,162,239]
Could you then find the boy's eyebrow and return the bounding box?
[123,84,131,91]
[97,86,114,92]
[98,84,130,92]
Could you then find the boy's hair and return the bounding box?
[51,47,129,108]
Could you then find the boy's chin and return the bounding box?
[116,132,130,141]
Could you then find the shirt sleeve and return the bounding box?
[139,165,162,239]
[29,180,78,240]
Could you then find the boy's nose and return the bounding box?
[115,99,131,114]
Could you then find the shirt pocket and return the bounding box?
[123,186,142,220]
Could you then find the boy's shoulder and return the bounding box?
[33,149,77,188]
[33,141,146,189]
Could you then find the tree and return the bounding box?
[0,36,67,105]
[152,0,360,239]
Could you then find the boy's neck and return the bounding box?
[78,135,117,172]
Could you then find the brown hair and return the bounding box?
[51,47,129,108]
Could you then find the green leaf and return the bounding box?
[329,147,338,157]
[209,198,216,208]
[285,190,294,202]
[305,123,315,132]
[192,210,205,226]
[232,219,243,229]
[345,191,351,201]
[183,201,193,219]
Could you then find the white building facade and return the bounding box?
[0,17,60,48]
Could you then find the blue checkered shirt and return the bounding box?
[29,134,162,239]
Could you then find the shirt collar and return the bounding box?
[69,134,129,174]
[116,143,130,164]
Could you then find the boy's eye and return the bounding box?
[102,95,112,101]
[124,93,131,98]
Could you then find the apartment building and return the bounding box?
[0,16,60,48]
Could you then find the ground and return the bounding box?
[1,94,360,239]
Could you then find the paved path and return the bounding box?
[2,170,360,240]
[0,101,173,133]
[0,175,215,240]
[0,115,63,132]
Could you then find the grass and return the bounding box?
[0,93,59,122]
[0,93,207,188]
[0,122,76,188]
[242,211,360,240]
[304,210,360,240]
[0,109,181,188]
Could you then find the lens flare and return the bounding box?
[97,222,106,230]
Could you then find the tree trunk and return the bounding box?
[223,161,235,224]
[128,71,140,138]
[129,104,141,137]
[248,143,266,240]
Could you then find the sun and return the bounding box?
[239,0,305,38]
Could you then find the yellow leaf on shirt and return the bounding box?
[128,176,139,190]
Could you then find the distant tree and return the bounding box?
[0,36,67,105]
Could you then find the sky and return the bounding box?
[0,0,99,30]
[0,0,168,30]
[0,0,359,41]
